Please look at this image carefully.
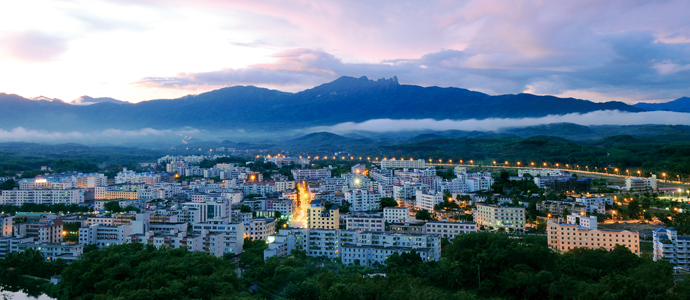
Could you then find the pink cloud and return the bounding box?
[0,30,67,62]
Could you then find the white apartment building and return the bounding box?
[192,222,246,255]
[274,181,296,192]
[1,189,84,206]
[345,215,384,231]
[292,169,331,181]
[380,159,426,169]
[16,242,83,262]
[626,175,657,191]
[129,230,225,257]
[264,228,441,267]
[424,221,477,239]
[575,195,613,213]
[653,227,690,271]
[518,168,567,177]
[242,182,276,196]
[415,190,443,211]
[383,207,409,224]
[434,178,469,194]
[180,201,231,223]
[79,224,132,248]
[0,236,34,258]
[273,199,296,216]
[473,204,526,230]
[344,189,381,212]
[244,218,277,241]
[376,183,394,198]
[343,230,441,267]
[465,176,494,192]
[393,183,427,200]
[221,191,243,204]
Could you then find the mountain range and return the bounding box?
[634,97,690,112]
[0,76,654,133]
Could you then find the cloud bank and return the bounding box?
[307,110,690,133]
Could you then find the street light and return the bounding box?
[663,173,666,182]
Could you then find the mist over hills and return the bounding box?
[0,76,644,133]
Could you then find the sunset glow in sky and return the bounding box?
[1,0,689,103]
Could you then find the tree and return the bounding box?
[380,197,398,209]
[561,207,571,217]
[628,199,642,219]
[240,204,252,212]
[103,201,122,213]
[123,205,141,213]
[415,209,434,221]
[0,179,18,190]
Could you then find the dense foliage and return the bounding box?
[51,243,250,300]
[238,233,690,300]
[4,233,689,300]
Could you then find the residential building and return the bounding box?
[307,202,339,230]
[575,195,613,213]
[653,227,690,271]
[537,200,586,217]
[1,189,84,206]
[380,159,426,169]
[79,224,132,248]
[13,218,64,243]
[465,176,494,192]
[191,222,246,255]
[345,215,384,231]
[351,164,366,175]
[518,168,567,177]
[292,169,331,181]
[344,189,381,212]
[2,216,12,236]
[264,228,441,267]
[244,218,277,241]
[626,175,657,191]
[424,221,477,239]
[274,181,296,192]
[383,207,409,224]
[393,183,427,200]
[415,190,443,211]
[16,242,83,262]
[473,204,526,231]
[547,215,639,254]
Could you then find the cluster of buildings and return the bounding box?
[1,153,676,270]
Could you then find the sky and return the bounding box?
[1,0,690,104]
